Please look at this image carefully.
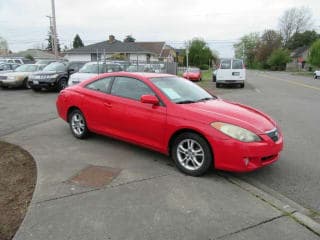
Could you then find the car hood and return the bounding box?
[32,70,63,75]
[3,71,31,77]
[179,99,276,134]
[69,72,98,82]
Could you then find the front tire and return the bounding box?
[68,109,89,139]
[23,79,31,89]
[57,78,68,92]
[171,132,213,176]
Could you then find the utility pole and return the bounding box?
[51,0,58,59]
[46,16,56,54]
[186,46,189,72]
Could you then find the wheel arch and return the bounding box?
[67,106,81,122]
[168,128,214,166]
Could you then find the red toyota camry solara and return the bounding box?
[56,72,283,176]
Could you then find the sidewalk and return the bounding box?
[2,119,319,240]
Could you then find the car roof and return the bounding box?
[78,72,174,86]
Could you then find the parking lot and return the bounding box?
[1,70,319,239]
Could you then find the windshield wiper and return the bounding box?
[196,97,214,102]
[176,100,196,104]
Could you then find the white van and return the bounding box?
[216,58,246,88]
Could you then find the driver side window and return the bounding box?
[111,77,154,101]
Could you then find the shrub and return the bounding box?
[199,64,209,70]
[308,39,320,67]
[267,49,291,71]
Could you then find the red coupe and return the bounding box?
[182,68,202,81]
[56,72,283,176]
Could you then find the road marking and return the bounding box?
[261,74,320,92]
[254,88,261,93]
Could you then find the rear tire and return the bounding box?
[212,76,216,82]
[240,83,245,88]
[171,132,213,176]
[68,109,89,139]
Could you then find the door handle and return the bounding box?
[103,102,112,108]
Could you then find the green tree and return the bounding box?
[187,38,214,68]
[46,31,61,52]
[234,32,260,68]
[286,30,319,50]
[24,54,34,61]
[123,35,135,42]
[255,30,282,68]
[308,39,320,67]
[267,49,291,70]
[73,34,84,48]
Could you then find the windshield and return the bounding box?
[126,65,145,72]
[187,68,200,73]
[79,63,121,73]
[36,60,54,65]
[14,64,38,72]
[43,62,66,72]
[151,76,215,103]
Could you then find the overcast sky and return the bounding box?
[1,0,320,57]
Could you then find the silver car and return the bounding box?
[0,64,45,89]
[68,62,122,86]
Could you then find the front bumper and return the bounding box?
[0,79,23,87]
[207,133,283,172]
[28,78,57,89]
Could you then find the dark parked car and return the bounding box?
[28,61,86,91]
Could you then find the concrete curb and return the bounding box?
[220,173,320,237]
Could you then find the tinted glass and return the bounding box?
[151,76,215,103]
[43,62,66,72]
[0,64,10,70]
[14,64,38,72]
[220,59,231,69]
[85,77,113,93]
[232,60,243,69]
[111,77,154,100]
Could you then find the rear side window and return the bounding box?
[85,77,113,93]
[111,77,154,101]
[220,59,231,69]
[232,60,243,69]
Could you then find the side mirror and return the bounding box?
[140,95,159,105]
[68,68,75,74]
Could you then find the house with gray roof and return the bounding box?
[286,46,310,71]
[64,35,174,62]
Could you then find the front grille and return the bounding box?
[266,128,279,142]
[0,76,7,80]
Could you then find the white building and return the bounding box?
[65,35,176,62]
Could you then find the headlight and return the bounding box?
[51,74,59,78]
[211,122,261,142]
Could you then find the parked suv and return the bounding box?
[28,61,86,91]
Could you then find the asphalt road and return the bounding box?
[0,70,319,215]
[211,70,320,214]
